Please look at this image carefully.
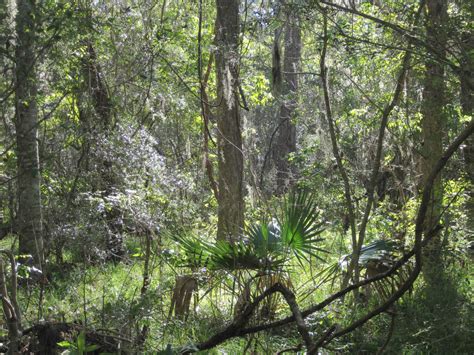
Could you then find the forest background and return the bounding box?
[0,0,473,353]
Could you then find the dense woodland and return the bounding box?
[0,0,473,353]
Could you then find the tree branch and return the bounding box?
[347,0,425,284]
[319,8,358,288]
[189,118,472,352]
[319,0,463,78]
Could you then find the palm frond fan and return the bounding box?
[171,190,327,320]
[353,239,412,300]
[173,189,327,272]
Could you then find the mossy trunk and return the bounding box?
[273,10,302,194]
[421,0,447,287]
[460,32,474,242]
[215,0,244,241]
[15,0,44,266]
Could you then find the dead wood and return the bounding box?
[169,275,198,318]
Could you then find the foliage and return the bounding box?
[0,0,472,353]
[174,190,326,271]
[58,331,100,355]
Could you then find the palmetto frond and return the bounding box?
[173,233,280,270]
[173,190,326,271]
[174,233,213,269]
[340,239,411,301]
[280,190,327,265]
[358,239,399,267]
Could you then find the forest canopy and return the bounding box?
[0,0,473,353]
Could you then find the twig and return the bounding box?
[193,282,282,352]
[276,343,302,354]
[0,252,21,353]
[312,325,337,353]
[324,119,474,344]
[0,250,20,327]
[345,0,425,285]
[0,92,69,158]
[319,0,462,78]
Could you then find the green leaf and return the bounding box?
[57,341,73,348]
[77,331,86,351]
[172,190,325,272]
[280,190,326,263]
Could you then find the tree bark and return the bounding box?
[460,31,473,241]
[215,0,244,241]
[272,9,302,194]
[421,0,447,285]
[0,0,8,66]
[15,0,44,266]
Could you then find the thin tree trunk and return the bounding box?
[215,0,244,241]
[319,10,358,289]
[15,0,44,266]
[420,0,447,285]
[0,257,20,354]
[198,0,218,200]
[344,1,424,286]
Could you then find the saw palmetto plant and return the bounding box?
[170,190,327,320]
[173,190,327,272]
[336,239,413,300]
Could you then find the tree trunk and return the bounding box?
[421,0,447,286]
[215,0,244,241]
[460,32,473,241]
[15,0,44,266]
[273,10,302,194]
[0,0,7,68]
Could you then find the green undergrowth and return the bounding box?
[14,246,341,353]
[11,234,473,353]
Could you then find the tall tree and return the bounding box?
[272,6,302,194]
[15,0,43,266]
[215,0,244,241]
[421,0,447,285]
[460,30,473,241]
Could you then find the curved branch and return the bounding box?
[188,118,473,352]
[0,250,21,328]
[319,0,463,78]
